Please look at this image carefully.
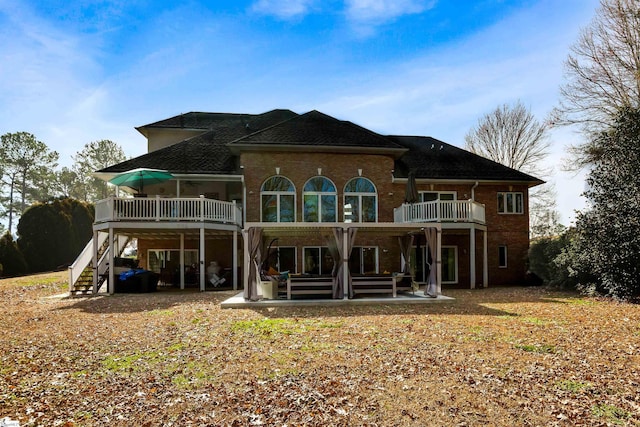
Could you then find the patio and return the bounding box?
[220,288,455,308]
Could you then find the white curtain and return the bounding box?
[346,227,358,298]
[424,227,437,297]
[398,234,414,275]
[244,227,263,301]
[328,228,344,299]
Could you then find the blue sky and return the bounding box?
[0,0,599,224]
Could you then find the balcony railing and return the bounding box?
[95,196,242,226]
[393,200,485,224]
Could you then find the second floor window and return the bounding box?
[420,191,456,202]
[303,177,337,222]
[497,192,523,214]
[261,176,295,222]
[344,177,377,222]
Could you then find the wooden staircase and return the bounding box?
[68,234,130,295]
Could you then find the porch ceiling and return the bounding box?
[244,222,441,239]
[94,227,237,240]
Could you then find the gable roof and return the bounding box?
[135,109,298,137]
[99,109,543,186]
[97,131,237,175]
[99,109,298,175]
[228,110,407,155]
[390,135,544,185]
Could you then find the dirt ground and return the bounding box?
[0,272,639,426]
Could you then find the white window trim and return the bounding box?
[260,176,296,222]
[303,176,337,222]
[419,191,457,201]
[302,246,331,275]
[351,246,379,274]
[274,246,297,273]
[441,245,458,284]
[343,178,378,223]
[497,191,524,214]
[498,245,508,269]
[147,249,198,272]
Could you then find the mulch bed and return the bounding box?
[1,272,639,426]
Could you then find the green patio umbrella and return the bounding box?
[109,168,173,194]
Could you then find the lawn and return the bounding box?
[1,272,639,426]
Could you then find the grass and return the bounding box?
[592,403,631,425]
[230,318,343,337]
[555,379,592,393]
[1,273,639,426]
[514,343,557,354]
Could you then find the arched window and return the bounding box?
[344,177,377,222]
[261,176,295,222]
[303,176,337,222]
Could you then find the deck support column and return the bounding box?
[242,229,249,293]
[108,227,115,295]
[470,226,476,289]
[343,226,349,300]
[180,233,185,289]
[483,229,488,287]
[92,230,99,294]
[436,228,442,295]
[199,227,205,291]
[233,229,238,290]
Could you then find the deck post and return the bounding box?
[108,227,115,295]
[470,226,476,289]
[242,229,249,294]
[483,230,488,287]
[199,227,205,291]
[92,230,99,294]
[436,228,442,295]
[343,226,349,300]
[180,233,185,290]
[233,229,238,290]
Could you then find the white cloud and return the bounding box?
[250,0,318,19]
[345,0,435,23]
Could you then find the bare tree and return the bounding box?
[465,101,550,177]
[555,0,640,135]
[465,101,561,237]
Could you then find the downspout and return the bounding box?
[471,181,479,201]
[241,168,246,227]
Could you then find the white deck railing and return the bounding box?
[393,200,485,224]
[95,196,242,226]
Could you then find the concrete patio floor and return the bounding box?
[220,291,455,309]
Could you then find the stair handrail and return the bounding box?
[68,233,108,293]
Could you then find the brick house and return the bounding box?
[70,109,542,299]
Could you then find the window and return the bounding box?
[441,246,458,284]
[421,191,457,218]
[148,249,199,273]
[303,247,334,275]
[420,191,456,202]
[261,176,295,222]
[498,246,507,268]
[349,247,378,274]
[303,177,337,222]
[497,192,523,214]
[275,247,296,273]
[344,177,377,222]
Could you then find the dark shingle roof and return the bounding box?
[98,131,237,174]
[100,109,298,174]
[136,109,298,136]
[229,110,407,152]
[101,109,542,185]
[390,136,544,184]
